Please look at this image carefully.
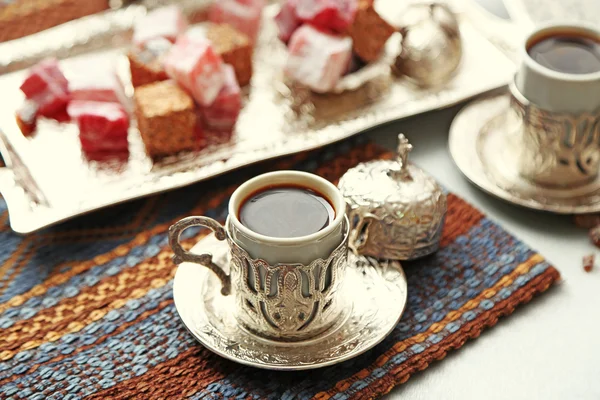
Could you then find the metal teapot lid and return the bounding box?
[339,134,443,209]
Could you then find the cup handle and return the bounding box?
[348,207,377,254]
[168,216,231,296]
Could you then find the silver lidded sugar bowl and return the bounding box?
[392,2,462,87]
[338,134,447,261]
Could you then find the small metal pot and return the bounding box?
[338,134,447,261]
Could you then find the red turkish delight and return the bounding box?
[133,5,188,48]
[208,0,265,43]
[69,70,127,107]
[296,0,358,32]
[20,59,68,97]
[164,36,225,106]
[285,25,352,93]
[275,0,301,43]
[202,64,241,131]
[67,101,129,153]
[19,58,69,117]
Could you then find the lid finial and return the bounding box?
[387,134,413,181]
[397,134,413,171]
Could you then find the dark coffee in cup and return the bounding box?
[239,185,335,238]
[527,28,600,74]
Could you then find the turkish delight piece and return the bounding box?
[134,80,199,158]
[69,69,128,107]
[164,36,225,106]
[274,0,301,43]
[202,64,241,131]
[132,5,188,48]
[184,23,253,86]
[591,224,600,249]
[285,25,352,93]
[346,0,394,62]
[583,253,594,272]
[20,59,68,97]
[19,58,70,117]
[15,101,38,136]
[128,38,172,88]
[30,85,70,118]
[67,101,130,153]
[573,213,600,229]
[0,0,109,44]
[296,0,358,33]
[208,0,265,43]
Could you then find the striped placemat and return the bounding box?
[0,139,560,399]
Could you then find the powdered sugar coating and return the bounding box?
[67,100,129,153]
[285,25,352,93]
[163,36,225,106]
[296,0,358,32]
[209,0,266,42]
[132,5,188,48]
[202,64,242,130]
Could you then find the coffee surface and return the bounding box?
[528,33,600,74]
[239,185,335,238]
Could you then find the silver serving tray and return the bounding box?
[0,0,516,234]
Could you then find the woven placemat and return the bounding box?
[0,140,560,399]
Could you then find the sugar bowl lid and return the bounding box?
[338,134,447,260]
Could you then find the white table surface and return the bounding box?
[370,1,600,398]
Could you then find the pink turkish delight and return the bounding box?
[69,70,128,107]
[67,101,129,153]
[285,25,352,93]
[208,0,266,43]
[19,58,69,117]
[275,0,301,43]
[202,64,241,131]
[132,5,188,48]
[163,36,225,106]
[296,0,358,32]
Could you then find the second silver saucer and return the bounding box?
[173,235,408,371]
[450,94,600,214]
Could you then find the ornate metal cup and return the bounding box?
[510,81,600,187]
[168,171,350,341]
[509,22,600,187]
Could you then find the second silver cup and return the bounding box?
[509,22,600,187]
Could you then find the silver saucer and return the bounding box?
[173,235,408,371]
[450,94,600,214]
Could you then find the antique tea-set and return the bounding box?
[168,17,600,369]
[169,134,443,369]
